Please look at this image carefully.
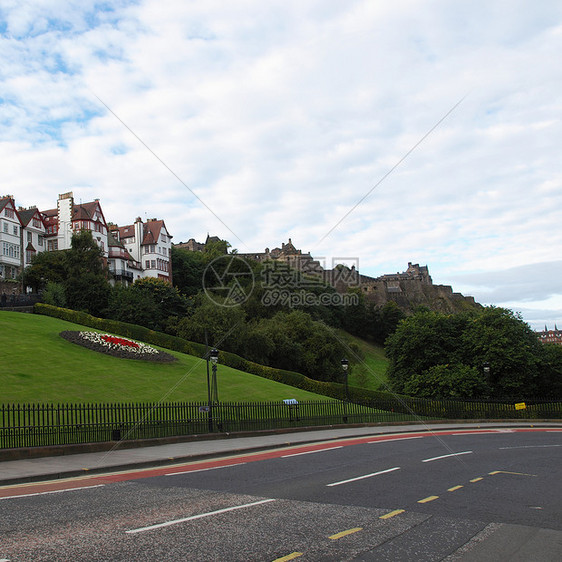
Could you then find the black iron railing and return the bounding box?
[1,398,560,449]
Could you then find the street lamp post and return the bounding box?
[205,349,213,433]
[210,348,219,404]
[209,348,221,431]
[483,361,491,399]
[341,358,349,423]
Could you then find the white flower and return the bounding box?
[77,332,159,355]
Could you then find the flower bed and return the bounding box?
[60,331,177,362]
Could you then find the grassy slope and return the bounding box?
[337,330,389,392]
[0,312,331,404]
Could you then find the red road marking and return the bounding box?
[0,427,558,498]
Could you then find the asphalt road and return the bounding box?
[1,428,561,560]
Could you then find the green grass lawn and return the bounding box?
[0,311,332,404]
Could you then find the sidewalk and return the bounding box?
[1,421,560,486]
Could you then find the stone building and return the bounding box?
[238,239,477,313]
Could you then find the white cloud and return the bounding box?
[1,0,561,328]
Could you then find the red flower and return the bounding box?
[101,335,140,349]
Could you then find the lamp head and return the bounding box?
[210,348,219,365]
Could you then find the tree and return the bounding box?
[403,364,490,398]
[385,306,551,398]
[537,344,562,397]
[42,281,66,307]
[106,284,161,329]
[204,238,230,258]
[22,250,67,292]
[175,298,247,353]
[385,309,469,393]
[64,230,111,316]
[459,307,542,396]
[171,246,207,296]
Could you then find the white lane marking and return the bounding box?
[422,451,473,463]
[367,436,423,443]
[327,467,400,487]
[126,499,276,534]
[0,484,105,500]
[282,446,343,458]
[499,444,562,450]
[451,432,484,436]
[165,463,245,476]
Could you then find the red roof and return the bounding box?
[41,200,107,226]
[142,220,165,245]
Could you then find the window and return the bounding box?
[145,260,150,269]
[151,260,156,269]
[13,225,18,235]
[27,231,33,243]
[2,241,20,259]
[32,217,41,228]
[2,222,7,233]
[47,239,58,252]
[4,207,14,219]
[38,235,44,247]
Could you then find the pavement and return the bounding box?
[1,420,561,487]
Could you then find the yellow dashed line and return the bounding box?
[470,477,483,483]
[418,495,439,503]
[380,509,405,519]
[448,485,463,492]
[272,553,303,561]
[329,527,363,540]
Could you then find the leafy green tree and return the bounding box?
[403,364,489,398]
[64,230,111,316]
[171,246,207,296]
[536,344,562,397]
[42,281,66,307]
[204,238,230,258]
[378,301,407,343]
[22,250,67,292]
[385,309,469,393]
[106,284,161,329]
[175,298,248,352]
[132,277,187,318]
[386,306,551,398]
[459,307,542,396]
[250,310,348,381]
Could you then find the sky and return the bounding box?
[1,0,561,330]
